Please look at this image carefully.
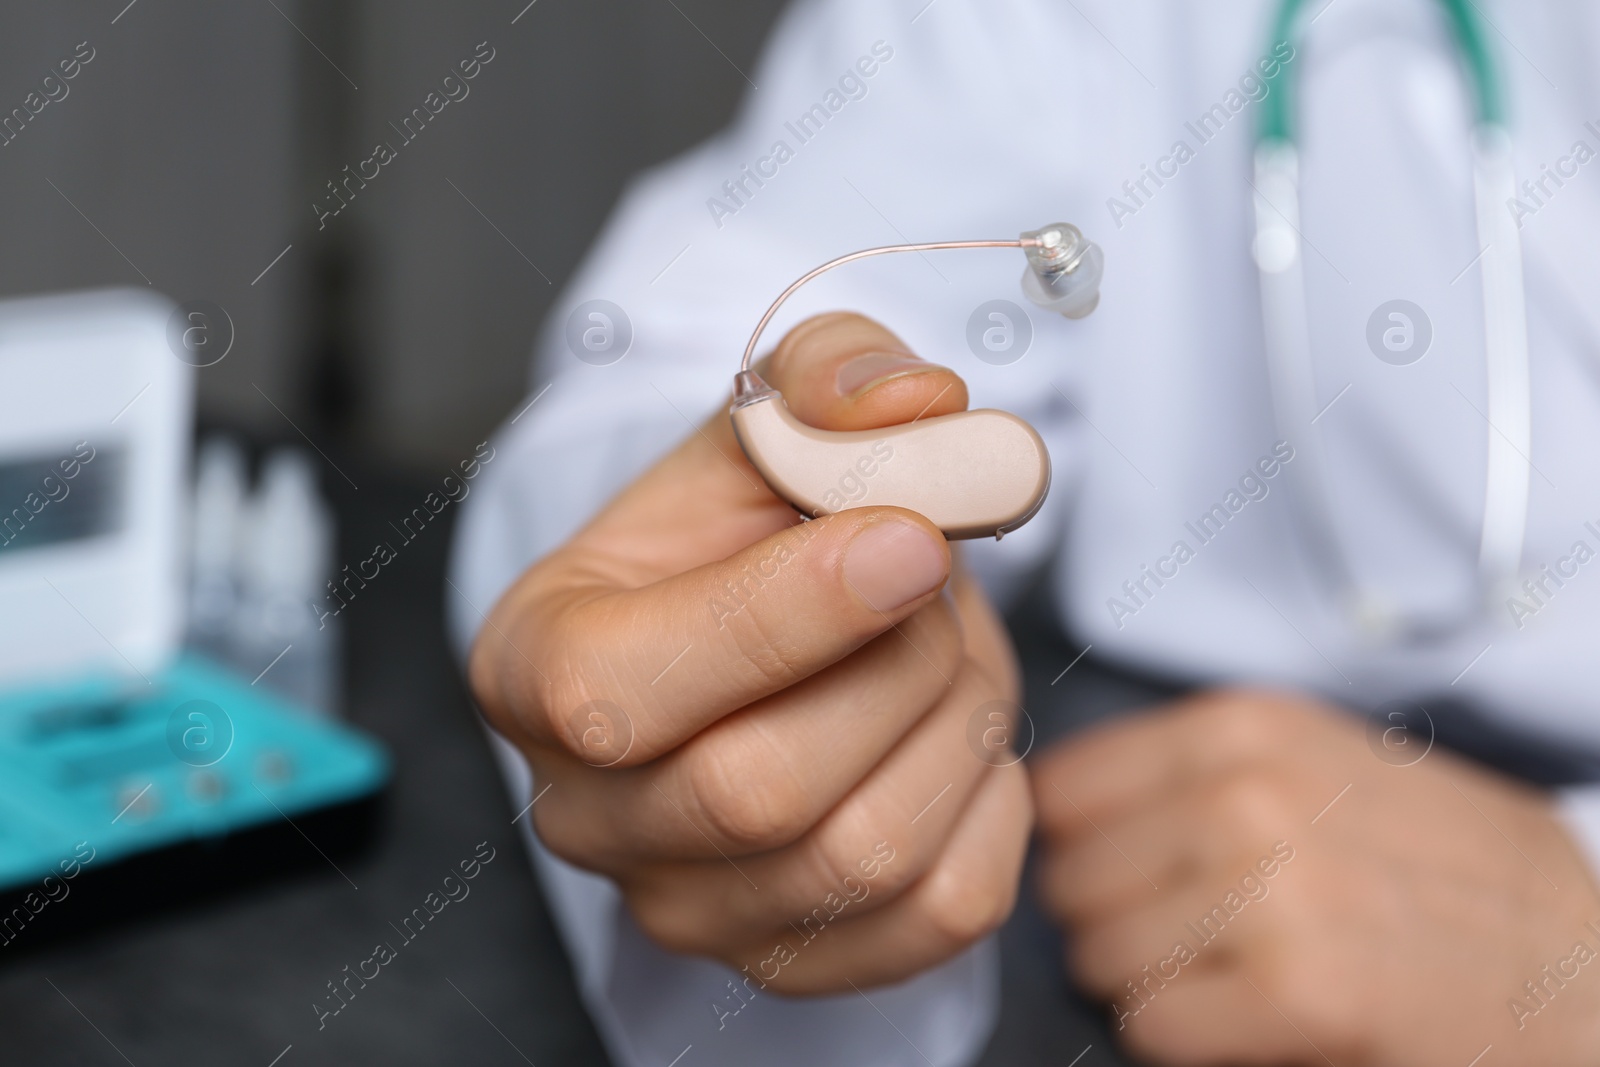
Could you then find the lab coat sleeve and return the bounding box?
[443,2,1101,1064]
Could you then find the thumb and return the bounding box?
[763,312,969,429]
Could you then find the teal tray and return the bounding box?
[0,654,389,891]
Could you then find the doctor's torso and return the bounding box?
[469,0,1600,752]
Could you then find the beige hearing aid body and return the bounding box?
[731,384,1051,540]
[731,224,1102,541]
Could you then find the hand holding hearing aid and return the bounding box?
[470,312,1034,994]
[733,222,1103,539]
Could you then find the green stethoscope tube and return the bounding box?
[1248,0,1529,646]
[1258,0,1505,144]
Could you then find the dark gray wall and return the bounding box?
[0,0,303,427]
[0,0,789,466]
[342,0,788,464]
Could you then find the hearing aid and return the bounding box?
[730,222,1104,540]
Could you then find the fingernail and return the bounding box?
[836,351,935,397]
[843,519,948,611]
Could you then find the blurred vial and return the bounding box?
[187,436,249,660]
[234,448,340,716]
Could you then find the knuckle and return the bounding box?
[625,884,715,957]
[1208,772,1295,838]
[538,625,645,764]
[468,615,556,745]
[688,743,815,851]
[853,838,918,900]
[920,854,1019,948]
[811,826,917,903]
[540,676,612,760]
[539,692,585,759]
[509,619,593,749]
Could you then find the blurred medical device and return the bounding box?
[0,289,386,899]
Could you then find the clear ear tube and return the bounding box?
[729,221,1103,540]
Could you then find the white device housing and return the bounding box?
[0,288,191,688]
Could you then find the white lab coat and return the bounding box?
[448,1,1600,1063]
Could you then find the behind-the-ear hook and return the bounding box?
[731,223,1101,540]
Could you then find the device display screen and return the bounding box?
[0,445,124,555]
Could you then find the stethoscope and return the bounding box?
[1252,0,1530,643]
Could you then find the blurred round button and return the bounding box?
[187,770,227,803]
[256,749,295,783]
[113,782,159,822]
